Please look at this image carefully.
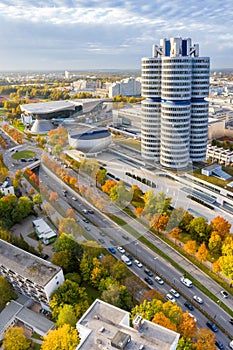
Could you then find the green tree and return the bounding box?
[3,327,31,350]
[41,324,80,350]
[0,276,16,311]
[33,193,42,206]
[188,217,209,243]
[177,337,195,350]
[56,304,77,327]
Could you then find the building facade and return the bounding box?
[141,37,210,169]
[0,239,64,310]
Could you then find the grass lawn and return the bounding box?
[12,150,35,160]
[117,138,141,151]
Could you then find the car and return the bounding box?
[72,197,77,201]
[82,209,88,214]
[85,226,91,231]
[83,218,89,223]
[117,246,125,254]
[144,277,153,285]
[229,318,233,325]
[98,238,105,244]
[229,340,233,349]
[166,293,176,303]
[188,313,197,322]
[126,254,133,261]
[220,290,229,299]
[122,235,129,240]
[108,247,116,254]
[170,288,180,298]
[155,276,164,285]
[215,339,224,349]
[184,301,194,311]
[180,276,192,287]
[134,259,143,268]
[21,158,27,162]
[144,269,153,277]
[206,320,218,332]
[110,240,117,246]
[99,232,105,237]
[193,295,203,304]
[88,210,94,214]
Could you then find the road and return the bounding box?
[39,164,233,347]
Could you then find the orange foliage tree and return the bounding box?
[102,180,117,194]
[177,311,197,339]
[195,328,216,350]
[169,227,182,244]
[196,242,209,262]
[210,216,231,239]
[152,312,177,332]
[184,240,196,255]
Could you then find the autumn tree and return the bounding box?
[41,324,80,350]
[184,240,196,255]
[3,327,31,350]
[152,312,177,331]
[195,327,216,350]
[212,259,221,275]
[208,233,222,257]
[0,276,16,310]
[196,242,209,262]
[188,217,209,243]
[177,311,197,339]
[135,207,143,218]
[150,214,169,233]
[210,216,231,239]
[102,179,117,194]
[177,337,195,350]
[49,191,59,202]
[56,304,77,327]
[169,227,182,244]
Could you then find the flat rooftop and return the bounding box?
[0,239,61,286]
[20,100,79,115]
[76,299,179,350]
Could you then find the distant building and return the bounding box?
[65,70,71,79]
[0,239,64,310]
[76,299,179,350]
[207,145,233,166]
[20,100,83,134]
[32,218,57,245]
[109,77,141,98]
[68,126,112,158]
[141,37,210,169]
[0,177,14,196]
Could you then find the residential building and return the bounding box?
[0,295,55,341]
[109,77,141,98]
[0,239,64,310]
[76,299,179,350]
[32,218,57,245]
[141,37,210,169]
[0,177,14,196]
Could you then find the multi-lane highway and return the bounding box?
[39,165,233,348]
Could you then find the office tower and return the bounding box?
[141,37,210,169]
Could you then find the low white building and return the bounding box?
[32,218,57,245]
[0,177,14,196]
[76,299,179,350]
[0,239,64,310]
[207,145,233,165]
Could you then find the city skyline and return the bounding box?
[0,0,233,71]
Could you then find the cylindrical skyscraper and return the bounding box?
[141,37,210,169]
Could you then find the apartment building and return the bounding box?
[0,239,64,310]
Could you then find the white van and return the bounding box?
[121,254,132,266]
[180,276,193,287]
[229,340,233,349]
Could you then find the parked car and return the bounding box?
[170,288,180,298]
[88,210,94,214]
[166,293,176,303]
[206,320,218,332]
[155,276,164,285]
[83,218,89,223]
[229,318,233,325]
[72,197,77,201]
[108,247,116,254]
[98,239,105,244]
[145,277,153,285]
[122,235,129,240]
[180,276,192,287]
[144,269,153,277]
[193,295,203,304]
[220,290,229,298]
[41,254,49,260]
[134,259,143,268]
[215,339,224,349]
[184,301,194,311]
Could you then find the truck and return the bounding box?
[121,254,132,266]
[180,276,193,287]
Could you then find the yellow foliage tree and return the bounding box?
[195,327,215,350]
[196,242,209,262]
[184,240,196,255]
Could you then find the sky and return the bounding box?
[0,0,233,71]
